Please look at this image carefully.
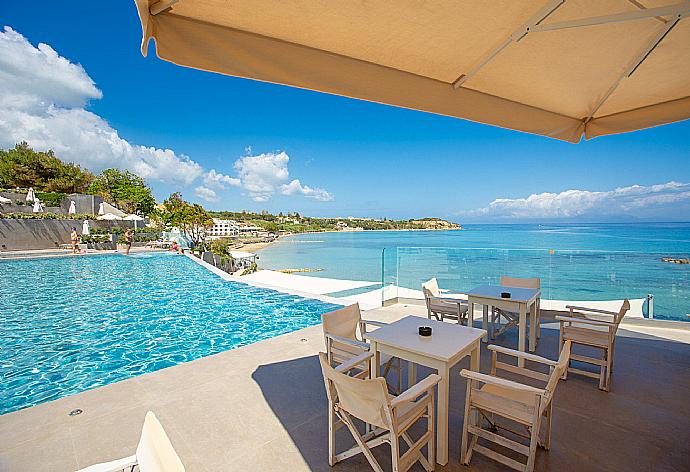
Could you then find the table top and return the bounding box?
[366,315,486,362]
[467,284,540,303]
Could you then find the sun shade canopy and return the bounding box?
[135,0,690,143]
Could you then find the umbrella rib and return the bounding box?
[150,0,180,16]
[584,13,684,125]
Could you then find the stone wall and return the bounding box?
[0,218,136,251]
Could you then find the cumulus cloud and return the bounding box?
[461,182,690,220]
[230,151,333,202]
[280,179,334,201]
[203,169,241,189]
[194,185,219,202]
[0,27,203,184]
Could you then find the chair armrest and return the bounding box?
[390,374,441,408]
[335,351,374,374]
[487,345,558,366]
[440,297,468,305]
[361,319,387,328]
[76,455,138,472]
[460,370,545,395]
[325,333,370,350]
[566,305,618,316]
[556,316,615,327]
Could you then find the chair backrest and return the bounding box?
[136,411,185,472]
[322,304,361,343]
[499,276,540,289]
[543,341,571,409]
[318,352,391,430]
[421,278,441,298]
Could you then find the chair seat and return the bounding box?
[472,385,537,425]
[562,326,610,348]
[430,301,468,315]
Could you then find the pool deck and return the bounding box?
[1,304,689,472]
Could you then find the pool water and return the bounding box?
[0,252,340,415]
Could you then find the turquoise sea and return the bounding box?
[257,223,690,321]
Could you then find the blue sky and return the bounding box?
[1,1,689,222]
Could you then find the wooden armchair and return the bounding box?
[319,352,441,472]
[460,341,571,472]
[421,278,468,325]
[491,276,541,344]
[556,299,630,391]
[322,303,401,392]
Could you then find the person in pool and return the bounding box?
[70,227,79,254]
[124,227,133,255]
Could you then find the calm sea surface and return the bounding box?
[258,223,690,321]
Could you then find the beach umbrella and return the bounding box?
[32,199,43,213]
[82,220,90,236]
[134,1,690,143]
[98,202,105,215]
[26,187,35,202]
[0,196,11,204]
[97,213,123,221]
[124,213,144,230]
[68,201,77,215]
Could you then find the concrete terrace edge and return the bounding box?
[184,253,347,307]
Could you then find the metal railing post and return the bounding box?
[647,293,654,319]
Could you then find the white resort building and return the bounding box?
[206,218,239,240]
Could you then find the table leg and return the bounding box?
[436,364,450,465]
[468,299,474,327]
[370,341,380,379]
[482,304,488,342]
[407,360,417,389]
[529,301,537,352]
[518,304,527,367]
[469,341,481,432]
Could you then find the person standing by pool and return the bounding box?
[124,228,133,256]
[70,227,79,254]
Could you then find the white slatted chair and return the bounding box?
[491,276,541,344]
[460,341,571,472]
[557,299,630,391]
[421,278,468,325]
[322,303,401,392]
[77,411,184,472]
[319,352,440,472]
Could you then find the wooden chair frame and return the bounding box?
[421,278,468,325]
[556,300,630,391]
[323,304,402,393]
[460,342,571,472]
[319,352,441,472]
[491,276,541,342]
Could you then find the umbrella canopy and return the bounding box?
[98,202,105,215]
[82,220,90,236]
[97,213,123,220]
[32,199,43,213]
[68,201,77,215]
[0,196,11,204]
[134,1,690,143]
[123,214,145,221]
[25,187,35,202]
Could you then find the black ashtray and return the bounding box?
[501,292,511,298]
[418,326,432,337]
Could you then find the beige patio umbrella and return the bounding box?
[134,1,689,143]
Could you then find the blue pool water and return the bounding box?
[0,252,340,415]
[258,223,690,321]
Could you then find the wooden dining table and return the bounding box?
[367,315,486,465]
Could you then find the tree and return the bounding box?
[0,142,94,193]
[88,168,156,215]
[159,192,214,247]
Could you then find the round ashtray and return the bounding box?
[501,292,511,298]
[418,326,432,337]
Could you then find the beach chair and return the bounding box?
[322,304,401,392]
[460,341,571,472]
[77,411,184,472]
[556,299,630,391]
[319,352,440,472]
[491,276,541,343]
[421,278,468,325]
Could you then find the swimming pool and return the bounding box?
[0,252,340,415]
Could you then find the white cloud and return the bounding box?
[461,181,690,220]
[194,185,219,202]
[280,179,334,201]
[203,169,241,189]
[0,27,203,184]
[228,151,332,202]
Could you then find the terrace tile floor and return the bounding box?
[1,304,689,471]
